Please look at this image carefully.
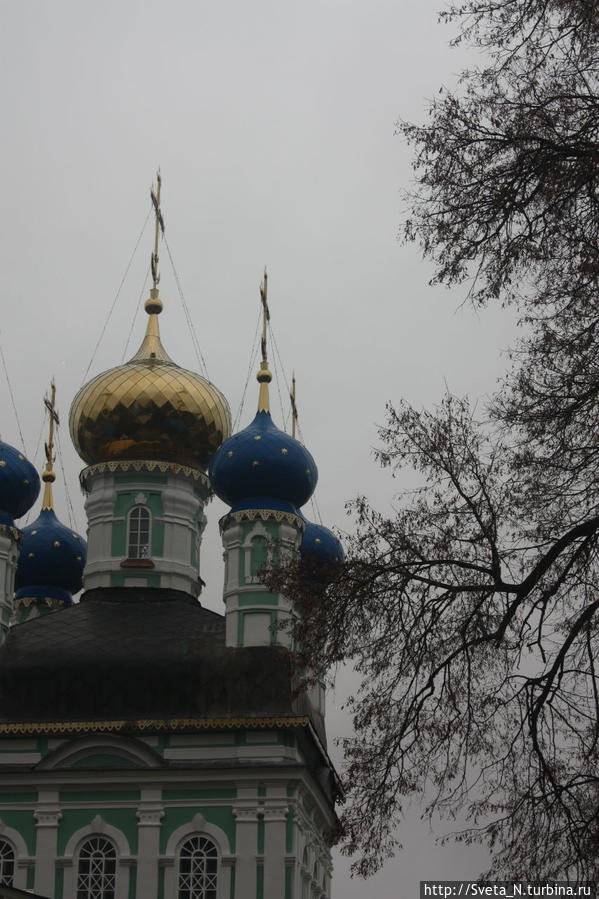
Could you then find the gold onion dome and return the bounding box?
[69,292,231,471]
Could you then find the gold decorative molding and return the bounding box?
[0,716,309,736]
[79,459,211,492]
[14,596,64,610]
[219,508,305,533]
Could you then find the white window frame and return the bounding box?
[163,815,231,899]
[177,834,218,899]
[76,835,117,899]
[243,521,271,584]
[127,505,151,559]
[62,818,131,899]
[0,837,14,887]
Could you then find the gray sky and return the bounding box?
[1,1,518,894]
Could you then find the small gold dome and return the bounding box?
[70,302,231,471]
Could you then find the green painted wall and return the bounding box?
[0,791,37,802]
[111,520,126,557]
[237,521,279,587]
[115,474,167,486]
[257,816,264,854]
[2,810,35,854]
[69,754,138,769]
[160,806,236,854]
[256,863,264,899]
[162,789,236,801]
[250,536,267,578]
[58,808,138,855]
[111,490,165,558]
[129,863,137,899]
[59,790,141,802]
[54,865,63,899]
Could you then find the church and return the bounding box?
[0,179,342,899]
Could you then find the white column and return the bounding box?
[233,786,260,898]
[263,788,289,899]
[136,791,164,899]
[34,792,62,897]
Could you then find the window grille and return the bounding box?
[0,839,14,886]
[76,836,116,899]
[178,835,218,899]
[128,506,151,559]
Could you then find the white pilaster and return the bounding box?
[136,790,164,898]
[33,791,62,897]
[263,786,289,899]
[233,785,260,897]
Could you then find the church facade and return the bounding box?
[0,184,342,899]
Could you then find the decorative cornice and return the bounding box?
[136,806,165,826]
[263,806,289,823]
[34,807,62,827]
[0,715,310,736]
[220,508,305,532]
[232,806,260,822]
[79,459,211,493]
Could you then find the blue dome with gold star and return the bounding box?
[300,519,344,566]
[15,508,87,605]
[0,440,40,526]
[210,409,317,514]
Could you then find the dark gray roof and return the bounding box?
[0,587,302,726]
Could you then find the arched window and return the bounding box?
[178,835,218,899]
[249,535,267,579]
[76,836,116,899]
[0,839,14,886]
[128,506,151,559]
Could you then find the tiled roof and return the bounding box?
[0,588,297,726]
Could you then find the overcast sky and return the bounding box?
[0,1,519,894]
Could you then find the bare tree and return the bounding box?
[270,0,599,880]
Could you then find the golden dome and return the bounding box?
[69,296,231,471]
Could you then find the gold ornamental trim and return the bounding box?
[0,716,310,736]
[14,596,64,610]
[219,508,305,533]
[0,524,22,543]
[79,459,211,492]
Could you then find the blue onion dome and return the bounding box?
[211,273,317,513]
[210,407,318,514]
[0,439,40,526]
[15,507,87,605]
[299,518,345,584]
[300,520,345,564]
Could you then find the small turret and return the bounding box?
[211,273,311,647]
[69,176,231,595]
[0,438,40,642]
[14,382,86,622]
